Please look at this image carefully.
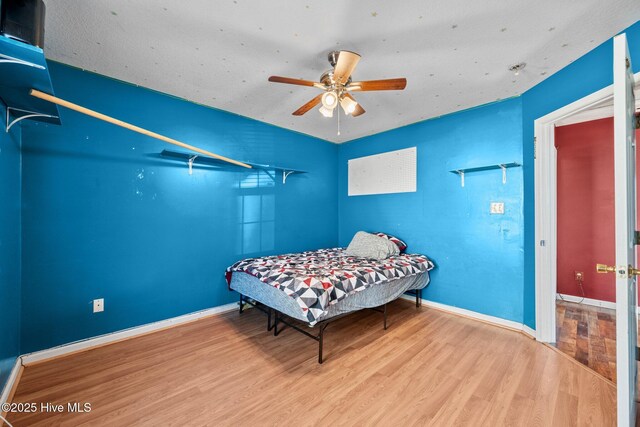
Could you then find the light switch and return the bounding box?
[490,202,504,214]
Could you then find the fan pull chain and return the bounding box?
[337,105,341,136]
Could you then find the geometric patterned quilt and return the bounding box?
[226,248,435,325]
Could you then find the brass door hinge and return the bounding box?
[635,230,640,245]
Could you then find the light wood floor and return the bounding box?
[7,300,616,426]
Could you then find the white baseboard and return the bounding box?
[522,324,536,339]
[0,358,23,408]
[556,293,616,310]
[21,302,238,366]
[400,295,534,337]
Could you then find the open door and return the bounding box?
[614,33,638,427]
[599,33,638,426]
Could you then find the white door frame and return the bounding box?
[534,72,640,343]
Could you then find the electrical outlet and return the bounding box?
[93,298,104,313]
[490,202,504,214]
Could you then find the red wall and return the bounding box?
[556,117,640,303]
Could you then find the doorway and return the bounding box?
[534,73,640,346]
[554,116,625,381]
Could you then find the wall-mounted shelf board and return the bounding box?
[449,162,520,187]
[0,35,61,131]
[160,150,307,184]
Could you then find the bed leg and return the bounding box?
[416,289,422,308]
[383,303,388,330]
[267,308,273,331]
[318,324,326,364]
[274,311,280,336]
[239,294,244,314]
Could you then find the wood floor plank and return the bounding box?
[551,391,578,427]
[476,339,536,425]
[6,300,617,426]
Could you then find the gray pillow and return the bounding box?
[345,231,400,260]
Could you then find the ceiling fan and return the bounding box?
[268,50,407,118]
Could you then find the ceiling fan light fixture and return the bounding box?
[340,96,358,115]
[321,91,338,109]
[319,105,334,118]
[269,50,406,120]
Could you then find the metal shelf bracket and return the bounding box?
[0,53,45,70]
[283,170,294,184]
[458,170,465,187]
[6,107,58,132]
[188,155,198,175]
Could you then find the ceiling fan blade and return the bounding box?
[292,93,324,116]
[333,51,361,85]
[348,78,407,91]
[344,93,365,117]
[268,76,317,87]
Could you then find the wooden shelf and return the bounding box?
[160,150,307,184]
[449,162,520,187]
[0,36,61,131]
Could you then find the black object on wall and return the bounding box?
[0,0,45,48]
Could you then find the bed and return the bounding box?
[226,244,434,363]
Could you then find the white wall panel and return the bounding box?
[348,147,417,196]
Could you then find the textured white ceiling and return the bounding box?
[43,1,640,143]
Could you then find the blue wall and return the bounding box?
[520,20,640,328]
[20,62,338,353]
[13,20,640,355]
[0,104,21,390]
[338,21,640,329]
[338,98,524,323]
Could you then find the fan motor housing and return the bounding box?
[320,71,334,86]
[320,70,351,87]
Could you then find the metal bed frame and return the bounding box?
[238,288,423,363]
